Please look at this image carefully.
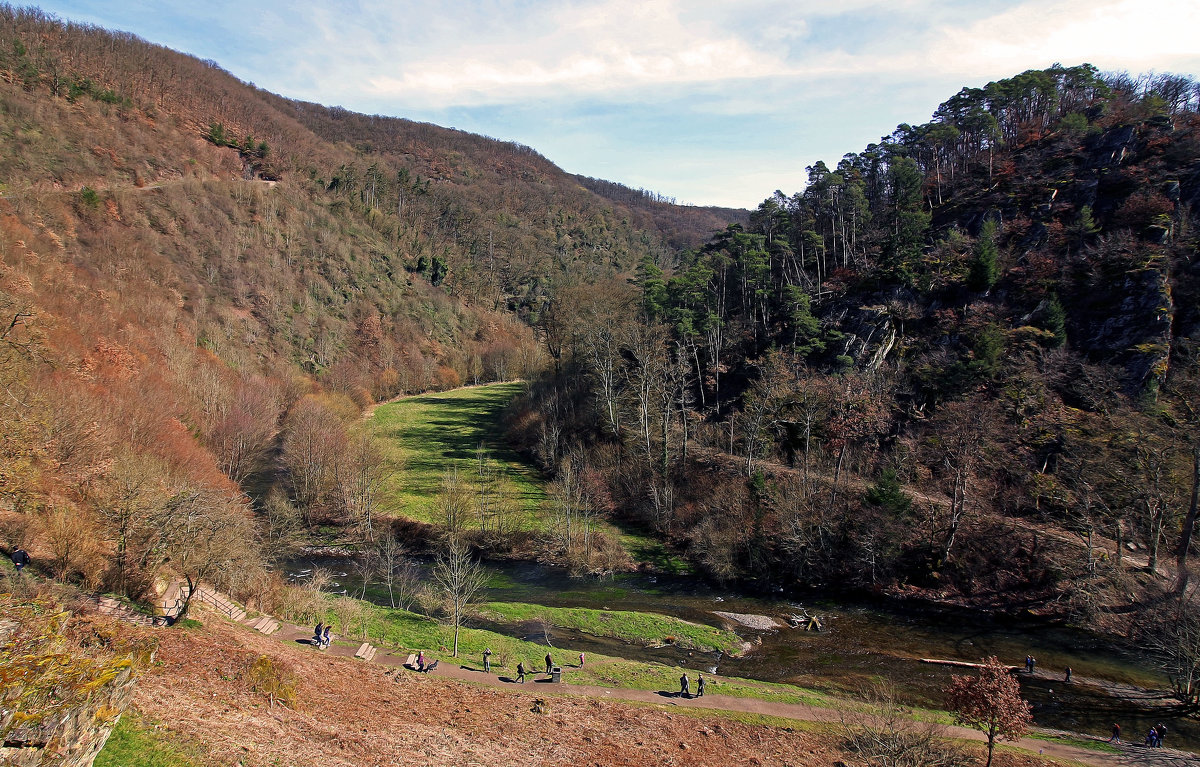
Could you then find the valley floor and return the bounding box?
[119,608,1195,767]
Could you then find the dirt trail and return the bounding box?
[0,176,276,200]
[262,618,1192,767]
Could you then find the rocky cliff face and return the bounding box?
[829,304,898,371]
[0,666,137,767]
[1073,266,1174,387]
[0,598,150,767]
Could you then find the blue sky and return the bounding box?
[29,0,1200,208]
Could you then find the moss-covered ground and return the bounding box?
[95,715,201,767]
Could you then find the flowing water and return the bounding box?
[288,556,1197,751]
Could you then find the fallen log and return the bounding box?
[920,658,1020,672]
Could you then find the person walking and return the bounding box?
[322,625,331,649]
[1155,723,1167,748]
[545,653,553,675]
[1108,723,1121,744]
[483,647,492,673]
[11,547,30,573]
[679,673,690,698]
[516,661,526,683]
[1064,666,1072,682]
[697,674,705,697]
[579,652,585,668]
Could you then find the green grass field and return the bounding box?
[478,602,742,654]
[368,382,546,527]
[339,600,828,707]
[368,382,696,569]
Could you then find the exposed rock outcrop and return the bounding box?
[0,597,151,767]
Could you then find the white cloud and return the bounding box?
[924,0,1200,77]
[359,0,795,105]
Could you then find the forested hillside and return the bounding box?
[0,6,733,603]
[520,64,1200,643]
[4,1,1200,666]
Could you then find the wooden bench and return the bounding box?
[404,653,417,668]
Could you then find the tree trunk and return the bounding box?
[1176,446,1200,595]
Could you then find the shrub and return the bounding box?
[839,681,966,767]
[246,655,299,709]
[79,186,101,209]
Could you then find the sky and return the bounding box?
[28,0,1200,209]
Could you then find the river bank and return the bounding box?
[286,553,1197,753]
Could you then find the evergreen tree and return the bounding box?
[881,157,930,284]
[967,219,1000,291]
[430,256,448,286]
[1041,294,1067,348]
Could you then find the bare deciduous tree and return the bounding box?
[337,430,392,541]
[156,484,259,618]
[839,680,963,767]
[432,538,487,657]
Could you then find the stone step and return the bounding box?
[354,642,377,661]
[91,596,158,627]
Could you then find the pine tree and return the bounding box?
[967,219,1000,291]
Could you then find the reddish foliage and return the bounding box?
[947,657,1033,767]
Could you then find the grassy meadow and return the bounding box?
[478,602,742,654]
[332,600,827,707]
[366,381,698,573]
[368,382,546,527]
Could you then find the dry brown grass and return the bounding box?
[133,618,845,767]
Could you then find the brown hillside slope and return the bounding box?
[133,617,1078,767]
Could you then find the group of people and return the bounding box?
[1108,722,1169,748]
[1144,723,1169,748]
[1024,655,1075,684]
[498,650,585,683]
[312,621,332,649]
[679,672,705,698]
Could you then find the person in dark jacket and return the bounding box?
[11,547,30,573]
[680,673,690,698]
[516,661,526,683]
[545,652,553,675]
